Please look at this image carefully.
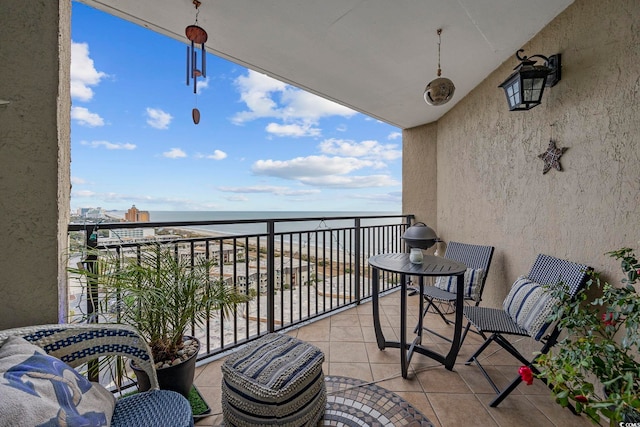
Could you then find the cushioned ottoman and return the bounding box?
[221,333,326,427]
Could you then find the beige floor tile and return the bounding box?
[477,394,555,427]
[455,363,516,395]
[364,342,403,364]
[329,341,368,363]
[428,393,499,427]
[524,395,600,426]
[358,313,375,326]
[296,322,331,341]
[395,391,441,427]
[416,367,472,394]
[328,325,364,341]
[328,362,373,381]
[370,363,424,392]
[196,386,223,421]
[194,359,223,388]
[330,313,360,326]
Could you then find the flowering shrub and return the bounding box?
[534,248,640,425]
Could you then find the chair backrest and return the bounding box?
[444,241,495,301]
[527,253,590,299]
[503,254,591,341]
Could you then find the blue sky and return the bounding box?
[70,2,402,213]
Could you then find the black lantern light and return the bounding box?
[402,222,438,250]
[499,49,561,111]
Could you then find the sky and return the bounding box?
[70,2,402,213]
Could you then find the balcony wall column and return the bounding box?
[402,122,438,248]
[0,0,71,328]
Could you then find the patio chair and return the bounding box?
[412,241,494,346]
[463,253,590,408]
[0,323,193,427]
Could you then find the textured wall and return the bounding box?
[0,0,71,328]
[405,0,640,311]
[403,123,438,234]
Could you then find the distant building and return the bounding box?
[108,228,155,241]
[125,205,150,222]
[76,207,107,219]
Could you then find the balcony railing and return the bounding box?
[67,213,413,363]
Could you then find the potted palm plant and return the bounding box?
[72,243,251,397]
[532,248,640,426]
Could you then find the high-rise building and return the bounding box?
[124,205,150,222]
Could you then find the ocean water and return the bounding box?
[109,210,405,236]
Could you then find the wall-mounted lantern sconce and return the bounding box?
[499,49,561,111]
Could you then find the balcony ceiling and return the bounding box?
[78,0,574,129]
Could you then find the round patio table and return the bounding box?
[369,253,466,377]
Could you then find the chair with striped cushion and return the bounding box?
[463,253,590,408]
[413,241,494,346]
[0,323,193,427]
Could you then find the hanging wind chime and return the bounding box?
[185,0,208,124]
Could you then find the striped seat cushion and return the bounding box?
[434,268,485,302]
[221,333,326,427]
[503,276,560,340]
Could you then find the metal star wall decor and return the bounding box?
[538,140,567,174]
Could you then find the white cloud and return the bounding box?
[265,122,321,138]
[253,155,379,179]
[297,175,399,188]
[71,106,105,127]
[231,70,357,137]
[218,185,320,196]
[319,138,401,161]
[195,150,227,160]
[388,132,402,140]
[80,140,136,150]
[71,176,86,185]
[163,148,187,158]
[146,108,173,130]
[225,195,249,202]
[71,190,221,211]
[352,191,402,203]
[73,189,96,197]
[71,42,107,101]
[194,76,210,93]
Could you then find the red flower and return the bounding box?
[602,312,616,327]
[518,366,534,385]
[574,395,589,403]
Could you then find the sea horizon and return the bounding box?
[100,209,405,239]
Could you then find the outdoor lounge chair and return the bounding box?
[0,323,193,427]
[412,241,494,346]
[463,253,590,408]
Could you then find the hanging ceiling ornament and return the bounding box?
[185,0,208,124]
[424,29,455,106]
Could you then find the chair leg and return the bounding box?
[465,333,496,364]
[489,375,522,407]
[414,297,449,334]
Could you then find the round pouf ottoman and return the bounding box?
[221,333,326,427]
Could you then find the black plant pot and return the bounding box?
[132,336,199,398]
[602,387,640,423]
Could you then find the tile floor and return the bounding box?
[193,290,599,426]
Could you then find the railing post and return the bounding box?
[84,224,99,323]
[84,224,99,382]
[354,218,361,304]
[266,220,275,333]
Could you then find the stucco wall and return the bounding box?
[404,0,640,311]
[403,122,438,235]
[0,0,71,329]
